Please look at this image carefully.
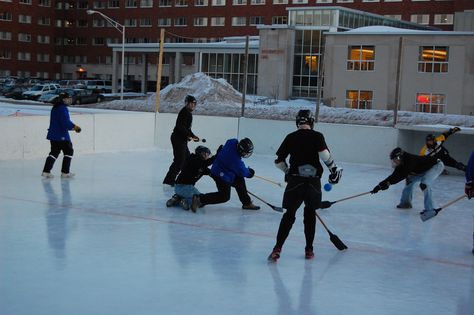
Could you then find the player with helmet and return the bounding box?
[419,127,466,173]
[371,147,444,219]
[163,94,201,186]
[166,145,215,212]
[268,109,343,262]
[41,92,82,178]
[195,137,260,210]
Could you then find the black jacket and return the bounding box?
[176,153,215,185]
[172,106,196,141]
[380,152,439,186]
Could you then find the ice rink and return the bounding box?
[0,148,473,315]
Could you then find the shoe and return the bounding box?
[41,172,54,178]
[242,202,260,210]
[166,195,181,207]
[61,172,75,178]
[396,203,412,209]
[179,199,190,211]
[305,248,314,260]
[191,195,200,213]
[267,247,281,262]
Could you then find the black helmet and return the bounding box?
[53,92,70,105]
[390,147,403,160]
[237,138,254,158]
[296,109,314,128]
[185,95,196,104]
[426,134,435,142]
[425,134,436,149]
[195,145,211,159]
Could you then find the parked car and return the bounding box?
[39,88,104,105]
[22,83,60,100]
[85,80,112,93]
[59,80,86,89]
[4,86,28,99]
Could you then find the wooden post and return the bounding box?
[241,35,249,117]
[393,36,403,127]
[155,28,165,113]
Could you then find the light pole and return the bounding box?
[86,10,125,100]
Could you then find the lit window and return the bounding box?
[434,14,453,25]
[418,46,448,73]
[415,93,446,113]
[346,90,373,109]
[347,46,375,71]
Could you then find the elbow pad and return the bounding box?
[319,149,335,169]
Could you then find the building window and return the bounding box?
[251,0,265,4]
[316,0,332,2]
[249,16,264,25]
[195,0,208,5]
[194,17,208,26]
[410,14,430,25]
[158,18,171,26]
[363,0,379,2]
[108,0,120,8]
[0,31,12,40]
[18,33,32,42]
[140,18,152,27]
[415,93,446,113]
[232,16,246,26]
[292,0,307,3]
[418,46,448,73]
[212,0,225,5]
[37,35,50,44]
[293,30,323,98]
[384,14,402,20]
[273,0,288,4]
[38,0,51,6]
[0,12,12,21]
[93,1,106,8]
[272,16,287,24]
[125,0,138,7]
[337,0,353,2]
[159,0,172,6]
[19,15,32,24]
[346,90,373,109]
[19,0,32,4]
[232,0,246,4]
[211,16,225,26]
[176,0,188,6]
[124,19,137,27]
[347,46,375,71]
[384,0,402,2]
[93,19,107,27]
[434,14,453,25]
[175,17,187,26]
[0,50,12,59]
[78,1,88,9]
[140,0,153,7]
[37,53,50,62]
[17,52,31,61]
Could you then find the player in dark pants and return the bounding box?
[42,92,81,179]
[163,95,200,186]
[196,138,260,210]
[268,110,343,261]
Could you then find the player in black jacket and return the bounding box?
[163,95,200,186]
[166,146,214,212]
[268,110,343,262]
[371,147,444,214]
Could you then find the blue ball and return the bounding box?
[323,183,332,192]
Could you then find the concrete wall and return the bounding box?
[2,112,472,169]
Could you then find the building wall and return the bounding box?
[323,33,474,115]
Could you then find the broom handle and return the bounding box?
[254,175,283,187]
[315,211,329,232]
[441,194,466,209]
[335,191,372,203]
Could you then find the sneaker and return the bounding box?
[191,195,200,213]
[396,203,412,209]
[242,202,260,210]
[166,195,181,207]
[61,172,75,178]
[179,199,190,211]
[305,249,314,260]
[267,247,281,262]
[41,172,54,178]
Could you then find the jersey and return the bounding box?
[275,129,328,178]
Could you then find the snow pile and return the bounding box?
[91,72,474,127]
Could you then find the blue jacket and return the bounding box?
[466,151,474,184]
[210,138,251,184]
[46,104,75,141]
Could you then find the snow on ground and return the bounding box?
[1,72,474,128]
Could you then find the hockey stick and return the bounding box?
[420,194,467,222]
[315,211,348,251]
[248,191,284,212]
[320,191,371,209]
[254,175,284,188]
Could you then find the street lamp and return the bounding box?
[86,9,125,100]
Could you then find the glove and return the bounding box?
[466,182,473,199]
[73,125,81,133]
[328,166,342,184]
[455,162,466,172]
[189,136,199,142]
[248,168,255,178]
[371,181,389,194]
[450,127,461,134]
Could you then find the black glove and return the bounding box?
[371,181,389,194]
[248,168,255,178]
[328,166,342,184]
[73,125,81,133]
[455,162,466,172]
[450,127,461,134]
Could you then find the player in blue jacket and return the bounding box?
[41,92,81,178]
[195,138,260,210]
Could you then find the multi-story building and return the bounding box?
[1,0,474,82]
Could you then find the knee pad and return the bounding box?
[420,183,427,191]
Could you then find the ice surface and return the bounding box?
[0,149,472,315]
